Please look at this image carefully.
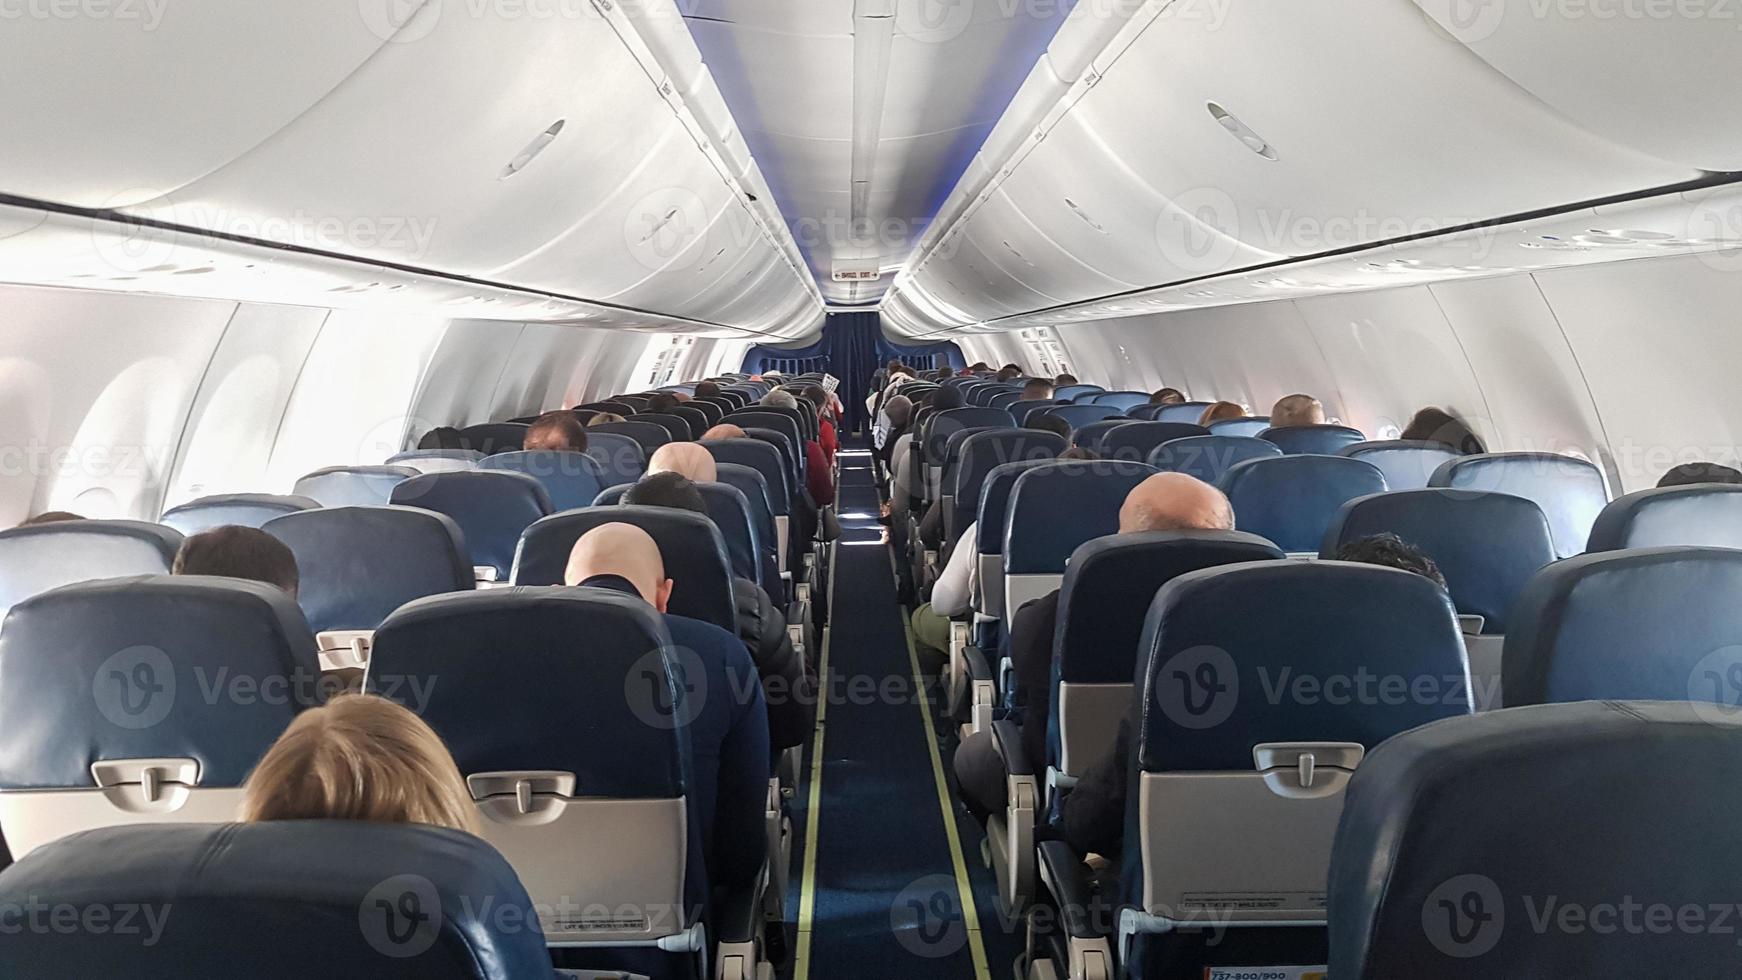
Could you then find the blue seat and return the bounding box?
[0,519,182,620]
[292,465,419,507]
[389,471,552,580]
[0,576,319,858]
[989,391,1023,411]
[1259,423,1367,455]
[1054,385,1104,403]
[583,430,648,486]
[1120,560,1470,977]
[1323,489,1554,635]
[511,506,736,631]
[0,821,553,979]
[1222,455,1388,554]
[1011,400,1063,426]
[715,462,781,592]
[1101,422,1210,463]
[724,412,804,471]
[1069,391,1105,405]
[264,506,473,632]
[628,412,693,442]
[478,450,608,513]
[1152,401,1214,423]
[1147,434,1282,485]
[743,427,801,500]
[923,408,1018,463]
[1089,391,1150,412]
[589,420,672,459]
[1206,416,1270,438]
[1330,701,1742,980]
[1586,483,1742,551]
[600,481,761,588]
[1070,419,1132,452]
[1431,452,1609,558]
[703,439,791,515]
[975,459,1068,621]
[160,494,319,536]
[1339,439,1462,491]
[385,448,485,473]
[948,430,1065,542]
[366,589,706,962]
[1037,404,1125,430]
[1503,546,1742,707]
[456,422,528,455]
[1124,403,1168,421]
[1004,461,1157,615]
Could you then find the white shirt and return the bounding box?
[890,432,916,497]
[931,521,978,619]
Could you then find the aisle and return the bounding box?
[784,446,1020,980]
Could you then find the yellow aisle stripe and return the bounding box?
[791,541,837,980]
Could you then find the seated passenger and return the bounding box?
[1027,413,1072,441]
[587,412,626,426]
[647,392,680,415]
[620,473,814,754]
[1148,388,1186,406]
[695,380,722,399]
[764,388,835,507]
[1054,373,1078,387]
[802,385,839,460]
[523,410,588,452]
[648,442,718,483]
[240,693,479,833]
[172,525,300,597]
[702,423,747,442]
[1334,532,1448,588]
[417,425,466,450]
[1020,378,1055,401]
[564,523,770,887]
[1399,406,1485,454]
[1197,400,1246,426]
[1658,461,1742,487]
[16,511,84,527]
[952,472,1235,821]
[1269,392,1327,428]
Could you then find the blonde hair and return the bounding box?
[1198,401,1246,426]
[587,412,626,426]
[241,694,479,834]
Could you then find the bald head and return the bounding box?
[648,442,717,483]
[1119,473,1235,534]
[703,423,747,441]
[1270,394,1326,428]
[564,523,674,612]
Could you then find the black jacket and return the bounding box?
[733,577,815,752]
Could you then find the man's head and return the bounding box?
[1028,413,1071,440]
[624,471,708,515]
[1198,401,1245,426]
[995,365,1022,382]
[1118,473,1235,534]
[1021,379,1055,401]
[1054,373,1078,387]
[587,412,626,426]
[173,525,300,597]
[934,368,954,383]
[565,522,673,612]
[761,389,799,411]
[703,423,747,441]
[524,410,589,452]
[647,392,680,415]
[801,385,830,411]
[647,442,718,484]
[932,386,966,412]
[1334,533,1448,589]
[18,511,84,527]
[1270,394,1326,428]
[1659,462,1742,488]
[883,395,914,427]
[695,381,722,399]
[1149,388,1186,406]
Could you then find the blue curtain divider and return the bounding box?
[741,312,963,433]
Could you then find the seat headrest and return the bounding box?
[1089,391,1151,412]
[159,494,321,535]
[1146,434,1281,484]
[1037,404,1126,430]
[954,430,1066,500]
[1258,423,1367,455]
[1152,401,1214,423]
[1502,546,1742,706]
[975,459,1069,555]
[0,821,550,979]
[477,450,607,513]
[703,439,788,508]
[293,466,420,508]
[1205,416,1271,438]
[1071,420,1134,452]
[1054,385,1105,401]
[1586,483,1742,551]
[714,462,774,516]
[588,421,672,454]
[1056,530,1285,683]
[368,588,684,798]
[263,506,472,632]
[1430,452,1609,558]
[1138,560,1469,772]
[579,431,647,485]
[1329,701,1742,979]
[925,408,1017,459]
[1100,421,1210,462]
[385,449,486,474]
[0,575,320,789]
[455,422,528,455]
[1338,439,1461,491]
[628,412,693,442]
[1323,488,1556,633]
[389,471,552,579]
[1004,461,1159,573]
[939,426,1000,474]
[511,507,736,631]
[0,519,183,620]
[1221,454,1388,553]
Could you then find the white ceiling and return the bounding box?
[683,0,1073,304]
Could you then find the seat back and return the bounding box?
[743,427,802,498]
[478,450,608,513]
[670,404,712,437]
[704,439,791,514]
[950,430,1066,542]
[988,390,1023,411]
[1124,561,1469,959]
[0,520,182,621]
[1221,455,1388,554]
[0,821,552,979]
[1148,435,1282,484]
[1338,439,1461,491]
[1037,404,1125,430]
[1430,452,1609,558]
[1005,460,1158,615]
[264,506,473,632]
[385,448,486,474]
[1503,546,1742,706]
[1206,416,1270,438]
[389,471,552,580]
[1054,384,1104,402]
[578,400,636,416]
[292,465,419,507]
[974,459,1067,620]
[589,420,672,460]
[511,507,736,630]
[160,494,321,535]
[1052,531,1284,778]
[1071,419,1132,452]
[1586,483,1742,551]
[1153,401,1215,423]
[369,589,698,949]
[0,576,320,858]
[1011,400,1062,426]
[456,423,528,455]
[1101,422,1210,462]
[1089,391,1151,412]
[715,462,780,590]
[725,412,803,465]
[696,482,761,587]
[923,408,1018,463]
[686,399,724,428]
[1259,424,1368,456]
[582,431,648,486]
[1329,701,1742,979]
[629,412,693,442]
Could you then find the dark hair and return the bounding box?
[173,526,300,597]
[1658,462,1742,488]
[1022,379,1055,399]
[647,393,680,415]
[969,362,991,372]
[1400,407,1485,455]
[524,411,589,453]
[801,385,830,410]
[1059,446,1100,462]
[1149,388,1185,406]
[1054,373,1078,386]
[18,511,86,527]
[623,471,707,515]
[417,426,466,450]
[934,368,954,382]
[1335,533,1447,590]
[995,365,1023,382]
[1028,413,1071,439]
[932,386,965,411]
[695,381,722,399]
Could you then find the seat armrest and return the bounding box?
[1038,840,1105,941]
[962,644,997,735]
[991,718,1034,778]
[713,878,764,946]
